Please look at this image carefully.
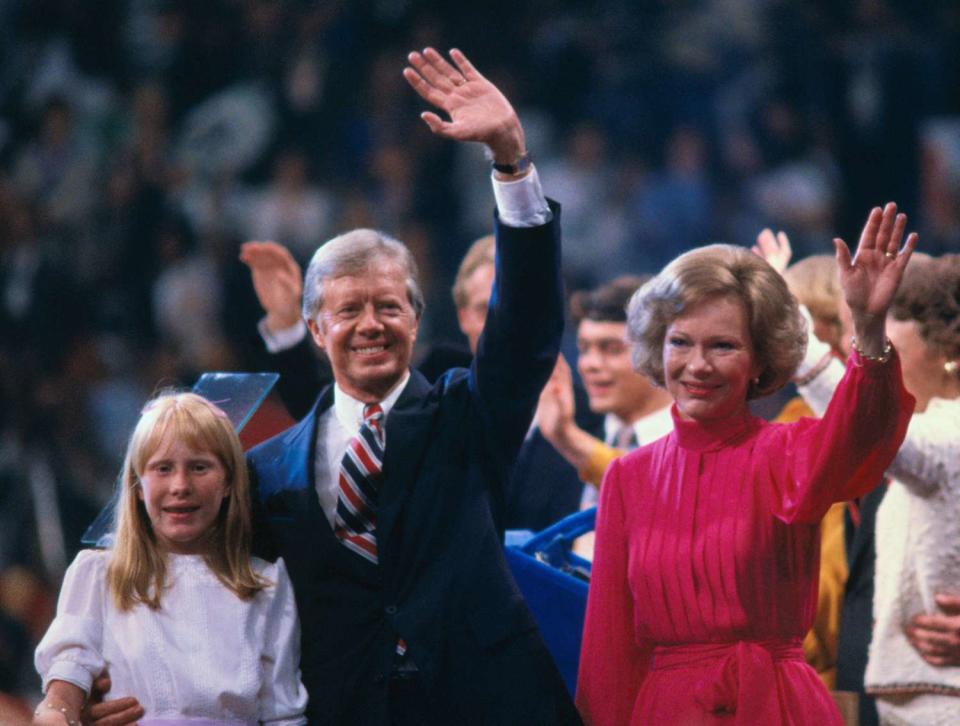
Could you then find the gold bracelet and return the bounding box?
[850,336,893,364]
[34,701,80,726]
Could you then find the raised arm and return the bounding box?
[403,48,527,172]
[759,205,917,403]
[768,204,917,522]
[239,239,330,419]
[835,202,917,356]
[537,355,620,484]
[404,48,561,466]
[239,240,303,336]
[752,228,792,275]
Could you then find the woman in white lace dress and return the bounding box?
[33,392,308,726]
[796,253,960,725]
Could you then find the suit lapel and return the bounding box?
[377,370,437,558]
[277,386,336,543]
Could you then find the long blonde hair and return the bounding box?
[106,391,266,610]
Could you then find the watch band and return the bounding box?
[492,151,532,175]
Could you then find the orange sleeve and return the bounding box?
[578,440,626,487]
[802,501,848,689]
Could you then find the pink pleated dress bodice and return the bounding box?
[577,352,913,725]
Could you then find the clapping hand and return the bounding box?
[536,355,576,445]
[752,228,792,276]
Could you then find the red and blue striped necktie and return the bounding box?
[334,403,384,564]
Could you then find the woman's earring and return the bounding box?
[945,360,958,376]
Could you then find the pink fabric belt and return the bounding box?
[651,639,804,723]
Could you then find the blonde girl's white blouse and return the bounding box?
[35,550,308,725]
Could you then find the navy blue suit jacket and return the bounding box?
[248,204,581,725]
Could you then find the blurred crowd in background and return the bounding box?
[1,0,959,710]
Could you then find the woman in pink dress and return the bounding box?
[576,203,917,725]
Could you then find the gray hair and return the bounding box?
[626,243,807,399]
[301,228,426,321]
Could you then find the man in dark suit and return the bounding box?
[241,205,600,538]
[248,48,578,725]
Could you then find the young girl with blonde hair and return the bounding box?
[33,392,307,725]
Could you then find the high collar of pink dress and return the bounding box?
[670,404,759,452]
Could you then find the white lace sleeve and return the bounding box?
[800,352,958,497]
[257,558,308,725]
[884,399,960,497]
[34,549,108,694]
[797,355,846,418]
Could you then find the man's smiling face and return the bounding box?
[308,259,419,403]
[576,319,655,422]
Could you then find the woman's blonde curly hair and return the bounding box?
[627,244,808,399]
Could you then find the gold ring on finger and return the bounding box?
[885,251,895,258]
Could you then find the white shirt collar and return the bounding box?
[603,405,673,447]
[603,413,627,446]
[332,370,411,433]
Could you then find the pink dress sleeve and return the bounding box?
[768,349,914,525]
[576,457,652,725]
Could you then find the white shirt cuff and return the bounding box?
[492,166,551,228]
[44,661,94,695]
[258,317,308,353]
